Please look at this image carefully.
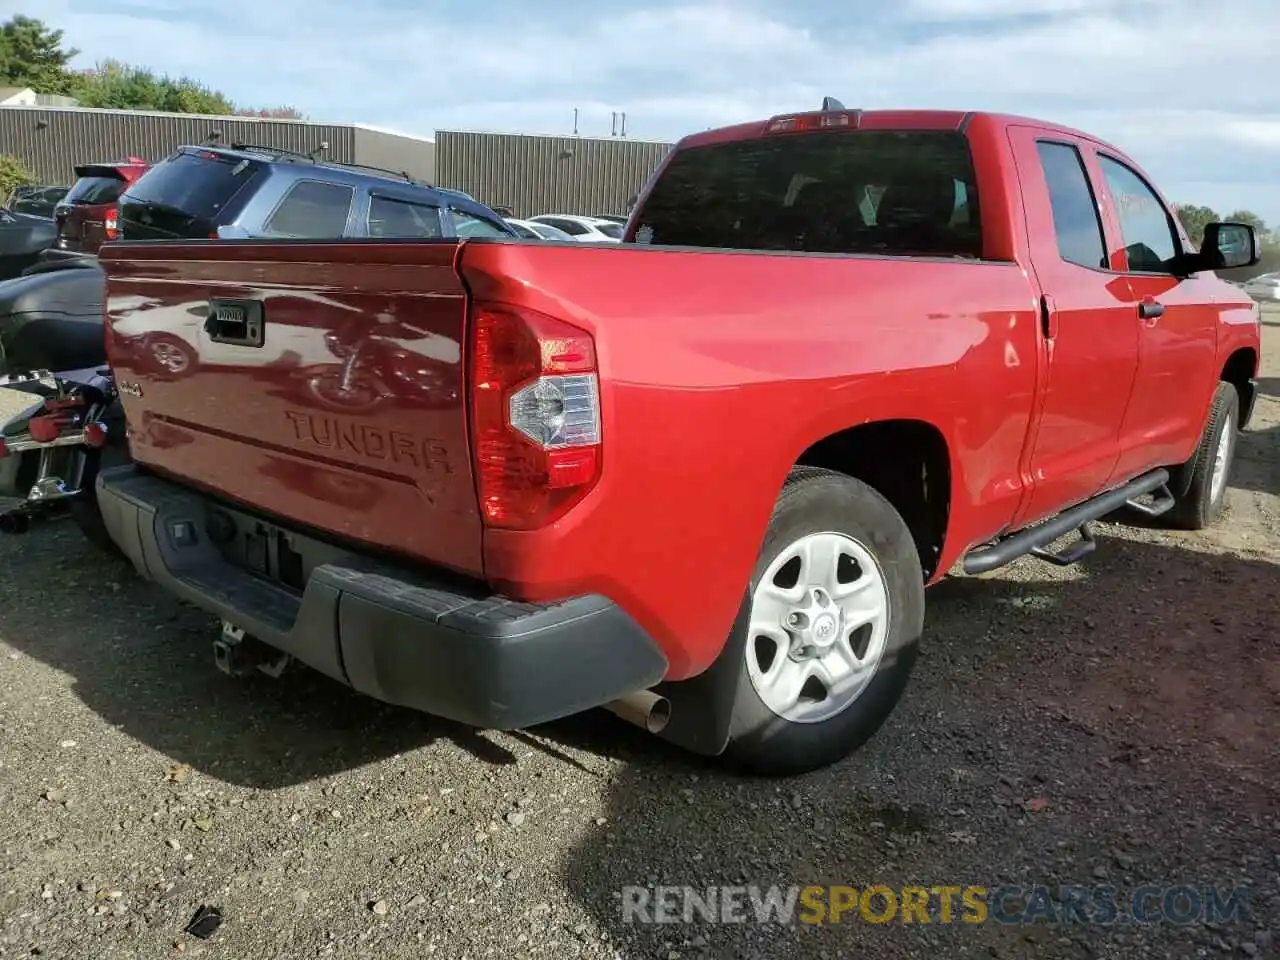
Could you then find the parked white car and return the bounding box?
[504,218,575,241]
[527,214,624,243]
[1243,272,1280,302]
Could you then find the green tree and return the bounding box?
[1223,209,1268,236]
[1173,203,1219,247]
[0,154,36,203]
[0,15,79,95]
[74,59,235,115]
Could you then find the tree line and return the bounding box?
[0,15,302,119]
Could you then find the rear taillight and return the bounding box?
[104,207,119,240]
[470,302,601,530]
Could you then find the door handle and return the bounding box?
[1138,300,1164,320]
[1040,294,1058,340]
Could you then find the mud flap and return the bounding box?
[650,591,751,757]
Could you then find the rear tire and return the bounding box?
[722,468,925,776]
[1167,382,1238,530]
[68,404,129,557]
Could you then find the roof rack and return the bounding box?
[221,141,423,186]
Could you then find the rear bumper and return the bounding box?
[96,466,668,729]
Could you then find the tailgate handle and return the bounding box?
[204,299,265,348]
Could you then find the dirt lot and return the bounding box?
[1,311,1277,960]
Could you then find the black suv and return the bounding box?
[118,144,516,242]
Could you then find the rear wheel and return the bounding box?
[723,468,925,776]
[68,404,130,557]
[1166,381,1238,530]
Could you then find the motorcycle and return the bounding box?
[0,366,126,548]
[0,256,128,549]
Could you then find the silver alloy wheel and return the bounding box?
[745,531,891,724]
[1209,406,1236,505]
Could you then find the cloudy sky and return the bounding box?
[11,0,1280,223]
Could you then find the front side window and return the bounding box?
[263,180,354,237]
[1097,155,1180,273]
[633,129,982,258]
[450,208,509,238]
[1036,141,1108,270]
[367,195,442,238]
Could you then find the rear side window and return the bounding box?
[120,152,263,239]
[263,180,355,237]
[65,176,126,205]
[633,129,982,258]
[1036,141,1108,270]
[596,222,624,239]
[367,195,442,238]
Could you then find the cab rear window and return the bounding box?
[633,129,982,259]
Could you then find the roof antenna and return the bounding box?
[821,97,845,111]
[204,129,221,146]
[308,140,329,159]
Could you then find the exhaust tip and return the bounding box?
[604,690,671,736]
[645,696,672,734]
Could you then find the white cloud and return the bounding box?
[6,0,1280,221]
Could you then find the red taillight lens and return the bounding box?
[104,206,119,240]
[470,302,602,530]
[0,437,8,459]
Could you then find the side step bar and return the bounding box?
[963,469,1170,576]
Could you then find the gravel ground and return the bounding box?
[1,310,1278,960]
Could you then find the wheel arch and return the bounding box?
[794,418,953,580]
[1221,346,1258,429]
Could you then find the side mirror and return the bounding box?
[1199,221,1261,271]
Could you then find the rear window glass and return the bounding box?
[633,129,982,258]
[65,176,126,205]
[123,152,262,224]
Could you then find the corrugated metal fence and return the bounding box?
[0,106,357,184]
[435,131,672,218]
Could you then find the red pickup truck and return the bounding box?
[95,105,1262,775]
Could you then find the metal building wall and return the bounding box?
[352,127,435,183]
[435,131,673,218]
[0,106,357,184]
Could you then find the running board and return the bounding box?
[963,469,1170,576]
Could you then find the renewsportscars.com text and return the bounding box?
[620,884,1249,927]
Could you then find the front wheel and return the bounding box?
[722,468,925,776]
[1166,381,1239,530]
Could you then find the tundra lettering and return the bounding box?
[283,409,452,474]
